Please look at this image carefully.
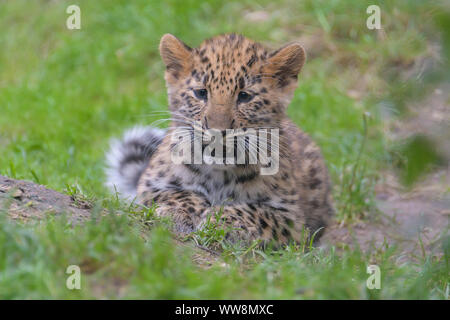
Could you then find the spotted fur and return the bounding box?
[108,34,334,246]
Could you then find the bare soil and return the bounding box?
[0,174,90,223]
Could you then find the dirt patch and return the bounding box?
[0,174,90,222]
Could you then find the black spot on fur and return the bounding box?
[187,206,196,214]
[309,178,322,189]
[236,171,258,183]
[282,228,291,238]
[259,217,268,229]
[238,77,245,89]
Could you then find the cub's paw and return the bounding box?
[199,212,259,245]
[156,206,196,237]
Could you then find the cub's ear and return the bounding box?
[263,42,306,87]
[159,34,192,80]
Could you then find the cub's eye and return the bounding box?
[237,91,253,103]
[193,88,208,100]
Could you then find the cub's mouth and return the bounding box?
[170,126,279,174]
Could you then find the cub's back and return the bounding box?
[283,119,334,234]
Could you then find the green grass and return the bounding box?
[1,204,448,299]
[0,0,448,299]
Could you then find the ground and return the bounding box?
[0,175,90,223]
[0,0,448,299]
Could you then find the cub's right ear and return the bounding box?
[159,34,192,80]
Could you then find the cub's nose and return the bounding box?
[203,112,233,131]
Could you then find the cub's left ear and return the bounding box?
[263,42,306,86]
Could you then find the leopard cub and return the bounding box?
[106,34,334,245]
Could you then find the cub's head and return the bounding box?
[159,33,305,131]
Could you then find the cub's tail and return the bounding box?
[105,126,166,199]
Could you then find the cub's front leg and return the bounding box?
[140,189,210,236]
[199,205,261,244]
[140,187,302,246]
[139,186,263,243]
[200,203,302,246]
